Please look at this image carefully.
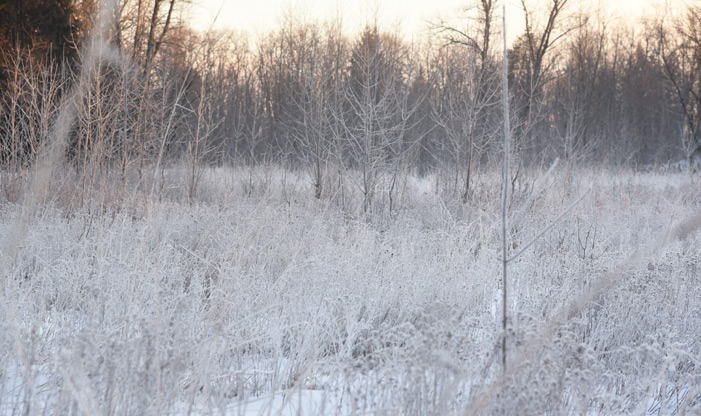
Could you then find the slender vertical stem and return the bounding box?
[501,4,511,373]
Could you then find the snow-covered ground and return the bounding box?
[0,165,699,414]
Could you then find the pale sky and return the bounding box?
[188,0,687,44]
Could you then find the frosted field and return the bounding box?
[0,165,699,415]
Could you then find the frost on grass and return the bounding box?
[0,166,700,415]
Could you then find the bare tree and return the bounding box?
[433,0,496,73]
[183,32,224,200]
[338,26,421,214]
[288,23,342,199]
[549,13,607,165]
[430,47,499,201]
[0,49,65,200]
[510,0,578,163]
[144,0,177,69]
[431,0,500,202]
[654,5,701,163]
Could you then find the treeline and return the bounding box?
[0,0,700,203]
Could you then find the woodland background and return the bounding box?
[1,0,700,207]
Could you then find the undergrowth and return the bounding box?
[0,165,699,415]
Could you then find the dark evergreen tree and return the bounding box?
[0,0,81,58]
